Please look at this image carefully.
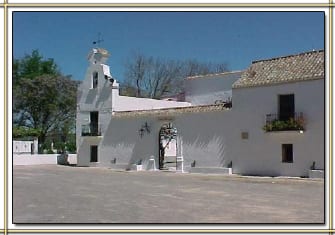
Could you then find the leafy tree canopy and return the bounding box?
[13,50,78,152]
[13,126,41,139]
[13,50,60,81]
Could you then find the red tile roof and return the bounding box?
[233,50,324,88]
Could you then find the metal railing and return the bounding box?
[81,123,102,136]
[264,112,305,132]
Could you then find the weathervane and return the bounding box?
[93,32,104,47]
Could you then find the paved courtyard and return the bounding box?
[13,165,324,224]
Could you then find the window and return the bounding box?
[241,132,249,139]
[92,72,98,88]
[278,94,294,121]
[90,111,99,135]
[282,144,293,163]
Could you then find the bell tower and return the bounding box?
[76,47,118,166]
[87,48,110,65]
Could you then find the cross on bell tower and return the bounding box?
[93,32,104,47]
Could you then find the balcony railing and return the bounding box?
[81,123,102,136]
[263,112,305,132]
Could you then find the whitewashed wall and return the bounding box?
[115,96,191,111]
[185,72,241,105]
[174,111,236,172]
[88,110,236,172]
[100,116,158,169]
[231,79,324,177]
[13,140,38,154]
[13,154,77,166]
[84,79,324,177]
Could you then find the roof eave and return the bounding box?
[232,76,324,89]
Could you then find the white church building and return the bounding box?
[76,48,324,177]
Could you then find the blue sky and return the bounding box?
[13,11,324,82]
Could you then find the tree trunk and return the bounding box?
[38,132,47,153]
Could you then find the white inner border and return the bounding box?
[6,6,331,231]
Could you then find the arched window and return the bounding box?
[92,72,98,89]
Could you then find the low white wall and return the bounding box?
[13,154,77,166]
[13,140,38,154]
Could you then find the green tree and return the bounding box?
[13,50,60,112]
[13,50,78,152]
[14,75,77,148]
[13,50,60,81]
[12,126,41,139]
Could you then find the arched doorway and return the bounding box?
[159,123,178,170]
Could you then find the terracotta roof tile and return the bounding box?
[113,104,229,118]
[186,71,242,80]
[233,50,324,88]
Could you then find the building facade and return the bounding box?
[232,50,324,176]
[76,48,325,177]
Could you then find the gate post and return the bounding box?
[176,136,184,173]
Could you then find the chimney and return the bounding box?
[106,80,119,112]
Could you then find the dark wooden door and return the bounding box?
[90,145,98,162]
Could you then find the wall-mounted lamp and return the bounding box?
[139,122,151,138]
